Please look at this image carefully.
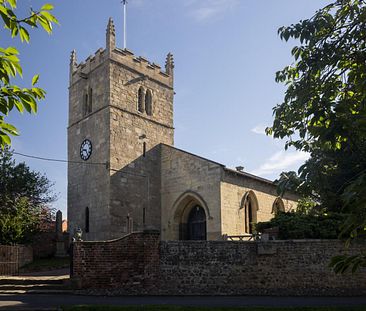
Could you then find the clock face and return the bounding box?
[80,139,92,161]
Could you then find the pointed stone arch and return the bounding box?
[171,191,210,240]
[137,86,145,113]
[272,197,285,214]
[240,191,259,234]
[83,92,88,116]
[145,89,153,116]
[88,87,93,113]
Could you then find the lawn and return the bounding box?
[62,306,366,311]
[20,257,70,272]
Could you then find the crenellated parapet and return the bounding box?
[69,18,174,88]
[110,48,173,88]
[69,47,107,85]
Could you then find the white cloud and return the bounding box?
[187,0,240,22]
[251,150,309,177]
[251,124,267,135]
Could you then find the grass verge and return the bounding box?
[62,305,366,311]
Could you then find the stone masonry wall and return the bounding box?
[160,240,366,296]
[221,170,298,236]
[68,55,111,241]
[107,54,174,237]
[72,232,366,296]
[160,145,223,240]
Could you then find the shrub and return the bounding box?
[256,212,347,240]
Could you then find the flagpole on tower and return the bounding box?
[122,0,127,49]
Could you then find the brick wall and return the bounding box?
[72,231,160,292]
[72,232,366,296]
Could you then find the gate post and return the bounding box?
[69,242,74,277]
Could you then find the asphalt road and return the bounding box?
[1,294,366,310]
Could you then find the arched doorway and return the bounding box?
[187,205,207,240]
[171,191,210,241]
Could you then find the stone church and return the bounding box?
[67,19,298,241]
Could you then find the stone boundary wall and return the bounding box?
[72,232,366,296]
[160,240,366,296]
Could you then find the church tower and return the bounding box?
[68,18,174,240]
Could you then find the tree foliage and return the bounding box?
[0,147,56,211]
[268,0,366,272]
[0,0,58,147]
[256,211,347,240]
[0,197,40,244]
[0,148,56,244]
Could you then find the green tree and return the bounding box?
[0,0,58,147]
[0,197,40,244]
[267,0,366,272]
[0,147,56,211]
[0,148,56,244]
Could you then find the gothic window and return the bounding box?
[83,93,88,116]
[272,197,285,214]
[85,207,90,233]
[88,88,93,113]
[241,191,258,234]
[138,87,144,113]
[143,141,146,157]
[126,214,133,233]
[82,88,93,116]
[245,200,253,234]
[145,89,152,116]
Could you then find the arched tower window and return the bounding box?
[143,141,146,157]
[88,88,93,113]
[85,207,90,233]
[240,191,259,234]
[272,197,285,214]
[145,89,152,116]
[126,214,133,233]
[83,93,88,116]
[137,87,145,113]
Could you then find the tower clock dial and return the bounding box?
[80,139,92,161]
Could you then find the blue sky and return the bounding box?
[5,0,331,216]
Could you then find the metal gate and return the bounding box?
[0,245,19,276]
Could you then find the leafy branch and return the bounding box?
[0,0,58,147]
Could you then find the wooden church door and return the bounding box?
[187,206,207,240]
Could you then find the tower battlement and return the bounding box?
[70,18,174,89]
